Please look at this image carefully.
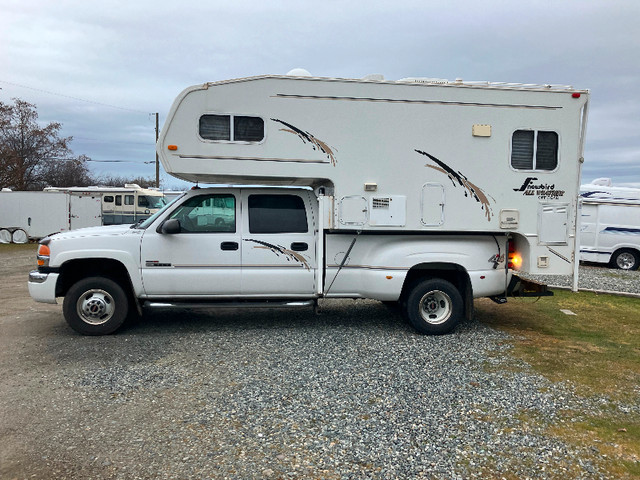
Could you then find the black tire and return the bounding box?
[610,249,640,271]
[403,278,463,335]
[62,276,129,335]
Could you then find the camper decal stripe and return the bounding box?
[275,94,561,110]
[548,248,571,264]
[177,154,326,164]
[271,119,337,166]
[244,239,310,270]
[416,150,495,222]
[602,227,640,235]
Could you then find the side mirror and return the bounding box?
[160,218,181,234]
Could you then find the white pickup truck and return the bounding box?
[29,186,515,336]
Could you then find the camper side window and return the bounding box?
[199,114,264,143]
[200,115,230,141]
[511,130,558,171]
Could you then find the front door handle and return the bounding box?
[290,242,308,252]
[221,241,239,251]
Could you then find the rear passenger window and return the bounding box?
[248,195,308,234]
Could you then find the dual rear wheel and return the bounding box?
[403,278,463,335]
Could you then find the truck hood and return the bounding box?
[49,224,135,241]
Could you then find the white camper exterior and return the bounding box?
[579,182,640,270]
[159,75,589,276]
[28,74,589,336]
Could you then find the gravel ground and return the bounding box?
[526,262,640,295]
[1,248,639,479]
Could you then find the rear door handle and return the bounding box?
[220,241,239,251]
[290,242,308,252]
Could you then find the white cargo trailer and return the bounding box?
[0,191,101,242]
[28,73,590,336]
[579,180,640,270]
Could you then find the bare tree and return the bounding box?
[0,98,94,190]
[96,174,158,188]
[37,154,95,188]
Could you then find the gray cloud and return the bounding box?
[2,0,639,188]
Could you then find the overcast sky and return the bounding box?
[2,0,639,189]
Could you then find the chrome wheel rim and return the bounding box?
[419,290,452,325]
[616,252,636,270]
[77,289,115,325]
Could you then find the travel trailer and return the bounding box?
[28,73,589,335]
[0,185,167,242]
[580,179,640,270]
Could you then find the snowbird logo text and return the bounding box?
[514,177,565,200]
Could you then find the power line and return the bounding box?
[45,157,155,164]
[0,79,150,114]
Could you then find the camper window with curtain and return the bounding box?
[511,130,558,171]
[199,114,264,143]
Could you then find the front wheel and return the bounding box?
[610,249,640,271]
[62,277,129,335]
[404,278,463,335]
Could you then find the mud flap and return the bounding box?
[507,275,554,298]
[490,275,553,304]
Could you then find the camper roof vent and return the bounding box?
[591,177,612,187]
[397,77,449,84]
[362,74,385,81]
[124,183,142,189]
[286,68,312,77]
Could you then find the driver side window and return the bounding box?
[169,194,236,233]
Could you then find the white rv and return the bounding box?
[28,73,589,335]
[580,179,640,270]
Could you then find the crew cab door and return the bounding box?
[140,192,241,296]
[240,190,317,296]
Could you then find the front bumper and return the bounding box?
[28,270,59,304]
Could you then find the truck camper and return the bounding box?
[28,73,589,335]
[580,179,640,270]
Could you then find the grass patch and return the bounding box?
[476,290,640,476]
[476,290,640,400]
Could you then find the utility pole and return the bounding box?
[154,113,159,188]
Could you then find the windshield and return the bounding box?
[136,193,185,229]
[139,195,167,209]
